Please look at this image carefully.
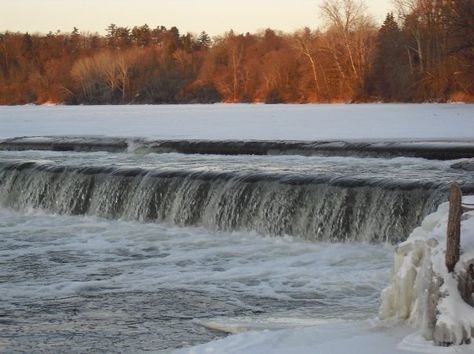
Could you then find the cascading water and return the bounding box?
[0,158,457,243]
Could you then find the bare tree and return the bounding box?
[294,28,323,100]
[320,0,367,79]
[71,56,101,102]
[319,0,376,98]
[72,50,136,103]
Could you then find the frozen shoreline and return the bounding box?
[381,196,474,346]
[1,104,474,141]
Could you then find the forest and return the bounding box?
[0,0,473,105]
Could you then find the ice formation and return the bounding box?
[380,196,474,346]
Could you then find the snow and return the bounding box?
[173,320,410,354]
[173,320,474,354]
[1,104,474,140]
[381,196,474,346]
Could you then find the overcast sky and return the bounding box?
[1,0,394,35]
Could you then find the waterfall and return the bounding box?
[0,160,448,243]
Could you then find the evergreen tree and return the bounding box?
[131,24,151,47]
[368,13,411,101]
[198,31,212,49]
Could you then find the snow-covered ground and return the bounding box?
[173,321,473,354]
[1,104,474,140]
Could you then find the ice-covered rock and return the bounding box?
[380,196,474,346]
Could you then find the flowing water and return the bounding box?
[1,137,474,352]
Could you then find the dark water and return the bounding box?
[2,136,474,159]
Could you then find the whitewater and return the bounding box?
[1,104,474,353]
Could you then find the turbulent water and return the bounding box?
[0,209,394,352]
[2,148,474,243]
[1,134,474,352]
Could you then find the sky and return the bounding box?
[1,0,394,36]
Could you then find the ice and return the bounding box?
[173,320,473,354]
[1,104,474,140]
[380,196,474,346]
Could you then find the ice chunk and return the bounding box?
[380,196,474,346]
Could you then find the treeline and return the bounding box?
[0,0,473,105]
